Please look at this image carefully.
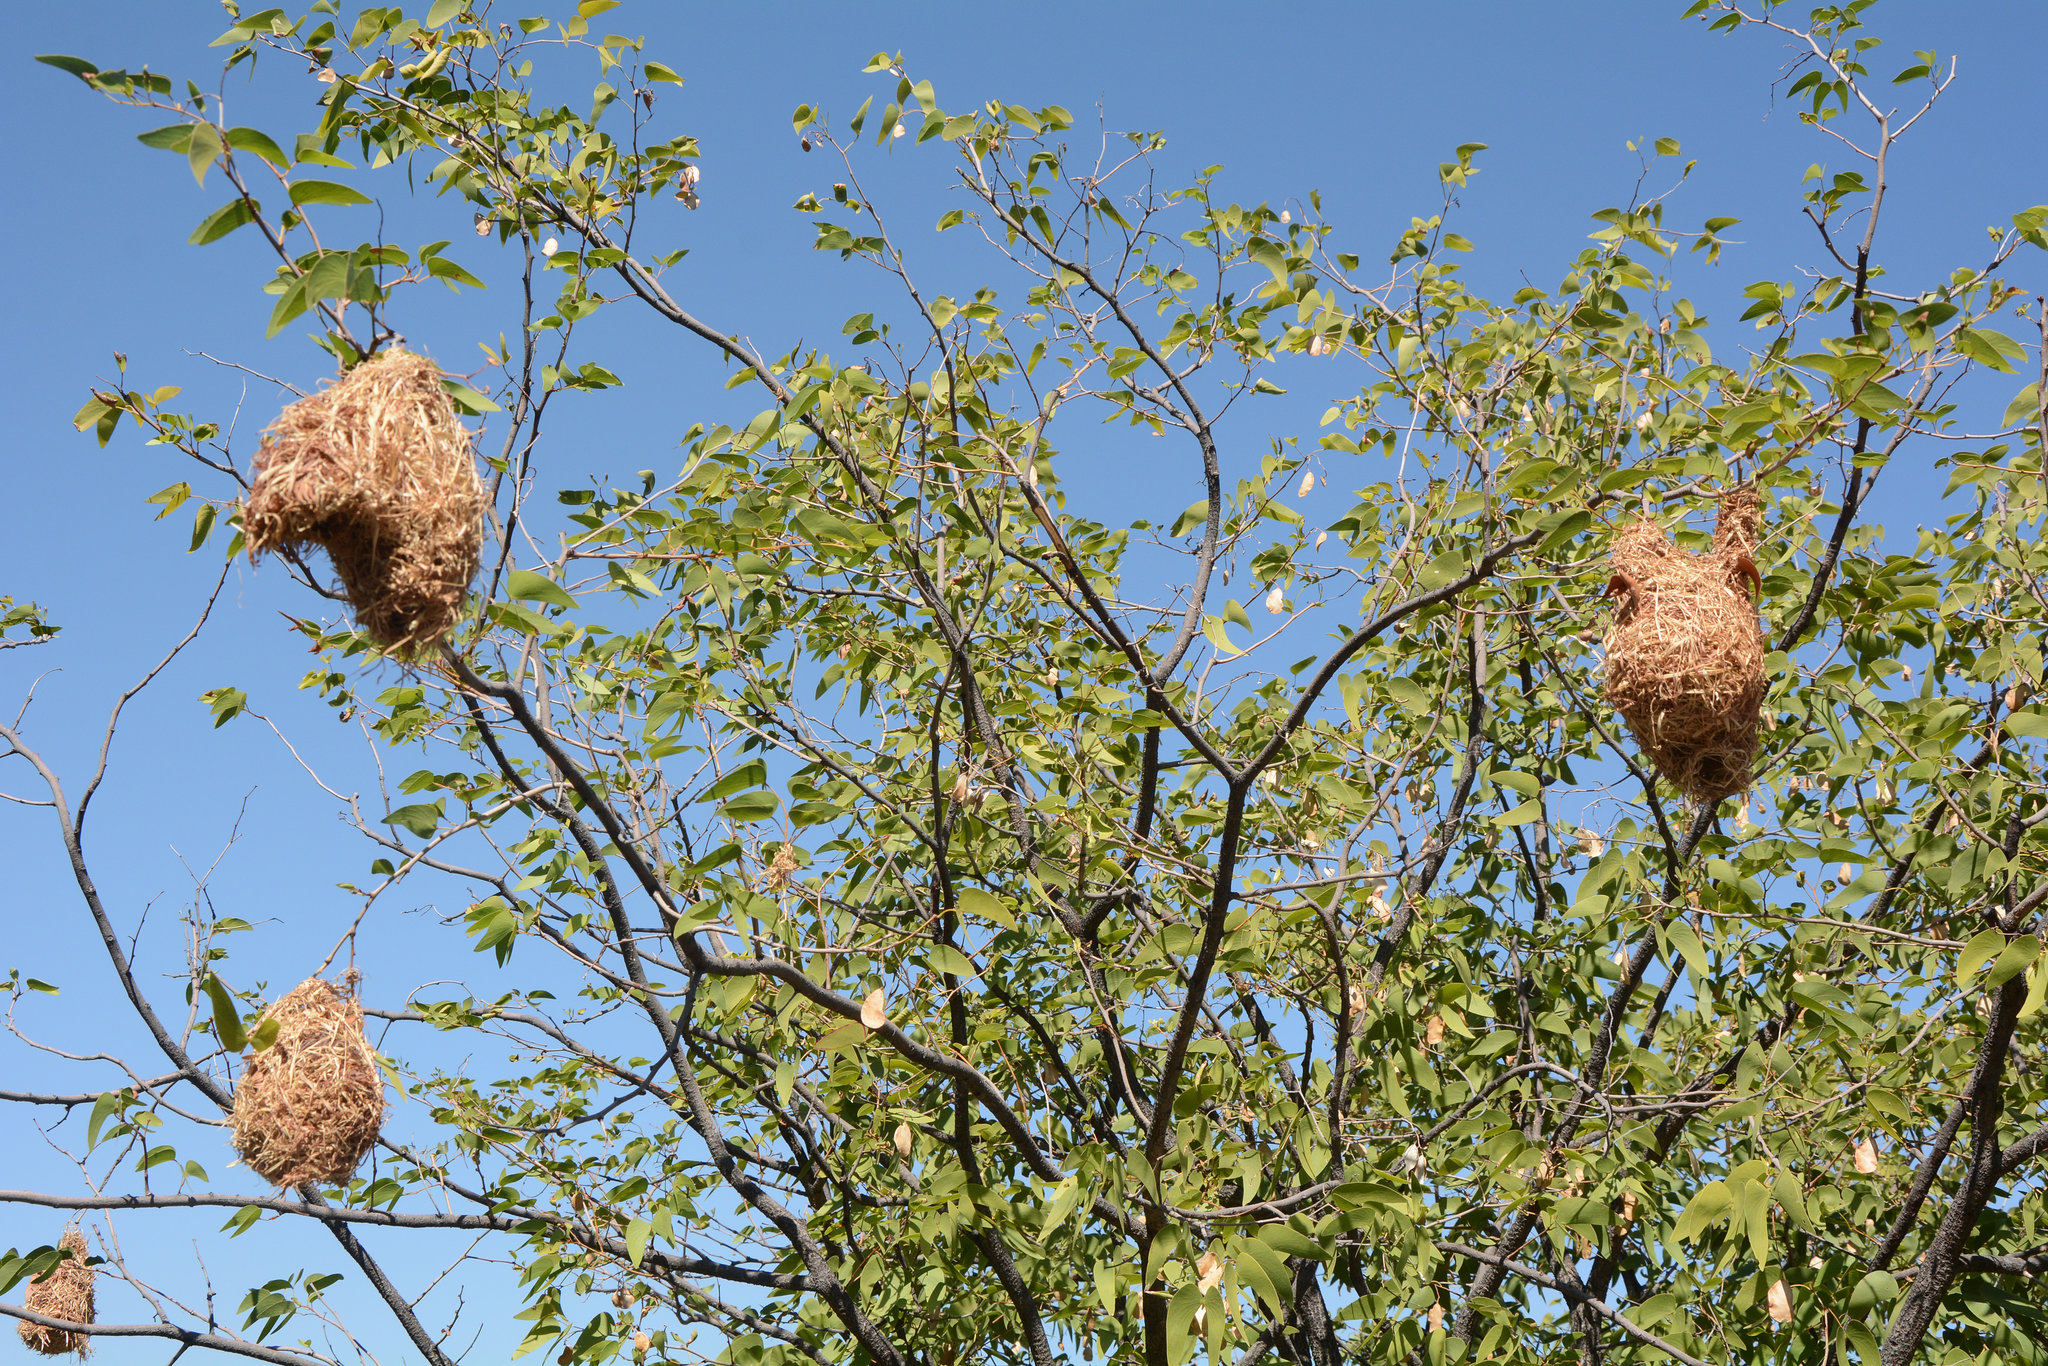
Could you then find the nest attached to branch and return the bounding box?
[1603,488,1766,805]
[244,349,485,652]
[17,1228,94,1358]
[230,978,385,1188]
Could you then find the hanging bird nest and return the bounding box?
[243,348,485,652]
[1603,488,1766,805]
[17,1228,94,1358]
[230,978,385,1188]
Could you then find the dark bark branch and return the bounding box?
[1434,1243,1712,1366]
[0,1304,335,1366]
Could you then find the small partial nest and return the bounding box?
[1603,488,1766,804]
[244,349,485,652]
[230,978,385,1188]
[17,1228,93,1358]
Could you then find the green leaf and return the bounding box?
[187,123,223,187]
[1772,1170,1815,1233]
[1984,934,2040,987]
[2004,706,2048,739]
[87,1091,127,1149]
[1039,1176,1084,1236]
[703,761,768,802]
[718,790,780,823]
[35,54,100,79]
[189,198,258,245]
[1170,500,1211,538]
[441,381,500,414]
[1957,927,2008,987]
[1230,1235,1290,1316]
[137,124,195,152]
[382,801,444,839]
[2003,382,2044,432]
[426,0,466,26]
[1251,377,1287,395]
[24,979,59,995]
[506,569,577,609]
[225,127,290,167]
[1254,1222,1322,1261]
[624,1216,652,1266]
[203,976,247,1051]
[1955,326,2025,374]
[288,179,373,207]
[1664,920,1712,981]
[956,888,1015,929]
[1847,1269,1898,1314]
[643,61,683,84]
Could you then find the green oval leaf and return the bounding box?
[288,178,373,207]
[506,569,577,610]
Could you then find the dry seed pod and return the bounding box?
[860,987,888,1030]
[1853,1136,1878,1174]
[230,978,384,1187]
[764,844,799,891]
[244,350,485,652]
[1766,1279,1793,1325]
[893,1122,914,1160]
[17,1228,94,1358]
[1603,488,1766,803]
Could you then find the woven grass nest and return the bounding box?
[1603,488,1766,805]
[230,978,385,1188]
[17,1228,93,1358]
[244,348,485,652]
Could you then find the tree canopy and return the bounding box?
[5,3,2048,1366]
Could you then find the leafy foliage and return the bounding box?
[5,3,2047,1366]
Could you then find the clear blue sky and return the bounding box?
[3,2,2043,1361]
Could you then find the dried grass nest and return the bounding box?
[16,1228,94,1358]
[1603,488,1767,805]
[230,978,385,1188]
[244,348,485,652]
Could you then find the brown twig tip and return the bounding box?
[229,978,385,1189]
[1603,486,1768,805]
[17,1229,94,1358]
[243,348,485,654]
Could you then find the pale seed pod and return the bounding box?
[634,1330,652,1353]
[1853,1136,1878,1174]
[861,987,888,1029]
[1766,1279,1792,1325]
[1196,1249,1224,1294]
[1427,1303,1444,1333]
[893,1121,913,1159]
[1279,209,1291,225]
[1298,469,1315,499]
[1266,585,1286,614]
[951,772,970,803]
[1315,530,1328,549]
